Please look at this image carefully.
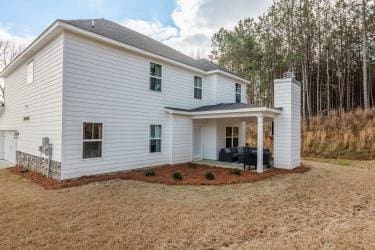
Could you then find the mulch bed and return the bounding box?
[8,163,310,190]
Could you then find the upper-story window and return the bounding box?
[27,60,34,84]
[150,62,162,92]
[194,76,202,99]
[235,83,241,103]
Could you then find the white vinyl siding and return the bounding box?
[61,32,214,179]
[0,28,252,180]
[0,131,3,159]
[216,75,247,104]
[27,60,34,84]
[193,119,243,161]
[170,115,192,163]
[60,32,249,179]
[195,119,217,160]
[273,78,301,168]
[0,34,64,162]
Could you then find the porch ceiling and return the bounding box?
[165,103,281,119]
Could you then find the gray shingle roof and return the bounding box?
[166,103,264,112]
[59,19,240,76]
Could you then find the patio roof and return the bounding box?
[165,103,282,119]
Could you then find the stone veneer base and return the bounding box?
[16,151,61,180]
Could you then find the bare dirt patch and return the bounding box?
[1,160,374,249]
[8,164,310,189]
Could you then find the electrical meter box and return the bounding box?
[42,137,49,150]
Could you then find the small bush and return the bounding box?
[204,171,215,180]
[336,159,352,167]
[172,171,183,180]
[231,168,242,176]
[145,169,156,177]
[187,162,199,168]
[295,192,307,201]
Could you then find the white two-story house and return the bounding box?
[0,19,301,180]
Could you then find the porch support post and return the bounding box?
[257,115,264,173]
[239,121,246,146]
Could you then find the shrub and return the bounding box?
[231,168,242,176]
[172,171,183,180]
[204,171,215,180]
[187,162,199,168]
[145,169,156,177]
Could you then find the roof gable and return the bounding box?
[60,19,240,76]
[1,18,247,82]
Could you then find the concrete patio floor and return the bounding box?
[193,159,245,170]
[193,159,274,172]
[0,160,14,169]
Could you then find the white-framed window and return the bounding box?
[235,83,241,103]
[150,125,162,153]
[150,62,162,91]
[194,76,202,99]
[83,122,102,159]
[225,127,239,148]
[27,60,34,84]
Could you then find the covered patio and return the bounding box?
[193,159,245,170]
[165,75,301,173]
[166,103,281,173]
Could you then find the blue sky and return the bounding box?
[0,0,272,56]
[0,0,176,36]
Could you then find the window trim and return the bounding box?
[82,122,103,159]
[26,60,34,85]
[149,62,162,92]
[194,76,203,100]
[235,83,241,103]
[225,127,239,148]
[149,124,162,153]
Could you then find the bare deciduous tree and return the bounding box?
[0,39,25,101]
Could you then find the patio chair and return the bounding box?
[219,147,238,162]
[238,147,256,163]
[242,147,272,170]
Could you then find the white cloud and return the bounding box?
[0,25,33,88]
[0,24,34,48]
[121,0,273,57]
[122,19,178,42]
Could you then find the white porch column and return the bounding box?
[239,121,246,146]
[257,115,264,173]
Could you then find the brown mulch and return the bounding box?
[8,163,310,190]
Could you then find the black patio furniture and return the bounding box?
[219,146,273,170]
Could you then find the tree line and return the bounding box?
[210,0,375,119]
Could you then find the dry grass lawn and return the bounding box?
[0,160,374,249]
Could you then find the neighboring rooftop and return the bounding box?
[60,19,238,76]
